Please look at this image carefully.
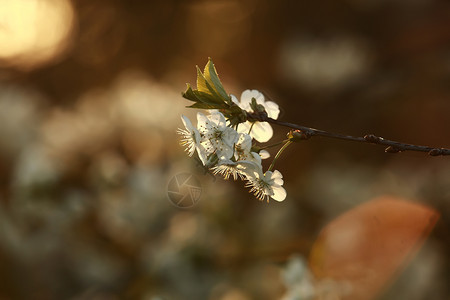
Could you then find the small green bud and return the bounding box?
[250,97,266,113]
[223,104,247,127]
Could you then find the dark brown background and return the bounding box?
[0,0,449,299]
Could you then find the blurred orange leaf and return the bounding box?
[309,196,439,300]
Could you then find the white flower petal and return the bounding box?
[237,122,251,134]
[196,143,209,166]
[234,133,253,161]
[193,129,201,145]
[274,177,284,185]
[237,133,252,151]
[217,145,234,160]
[251,152,262,162]
[222,127,239,147]
[196,112,210,131]
[231,94,240,106]
[200,138,214,154]
[272,170,283,179]
[209,111,227,128]
[242,89,264,104]
[259,150,270,159]
[240,90,263,111]
[250,121,273,143]
[238,160,263,180]
[271,170,284,185]
[181,115,194,131]
[272,185,287,201]
[264,101,280,119]
[178,115,203,156]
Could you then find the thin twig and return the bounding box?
[268,140,292,171]
[259,140,288,150]
[247,113,450,156]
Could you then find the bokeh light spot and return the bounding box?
[0,0,75,69]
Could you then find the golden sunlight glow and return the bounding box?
[0,0,75,69]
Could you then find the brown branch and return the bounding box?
[247,113,450,156]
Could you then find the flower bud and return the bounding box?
[288,130,310,141]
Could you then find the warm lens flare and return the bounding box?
[309,196,440,300]
[0,0,75,69]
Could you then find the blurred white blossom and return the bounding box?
[282,256,315,300]
[281,255,353,300]
[279,37,371,92]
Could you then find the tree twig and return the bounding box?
[247,113,450,156]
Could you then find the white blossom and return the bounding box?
[197,111,238,160]
[233,133,263,164]
[231,89,280,143]
[211,131,270,181]
[246,168,286,202]
[211,159,246,180]
[177,115,201,157]
[234,133,252,160]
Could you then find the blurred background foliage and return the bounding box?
[0,0,449,299]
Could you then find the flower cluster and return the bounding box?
[178,59,287,202]
[179,109,285,202]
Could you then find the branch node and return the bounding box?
[429,148,443,156]
[364,134,381,143]
[288,130,311,141]
[247,111,268,122]
[262,115,449,156]
[385,146,401,153]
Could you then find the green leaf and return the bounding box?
[183,84,228,107]
[193,90,223,106]
[182,58,231,108]
[183,85,216,105]
[196,67,223,104]
[187,101,228,109]
[204,58,230,102]
[196,66,210,94]
[187,102,218,109]
[182,84,199,102]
